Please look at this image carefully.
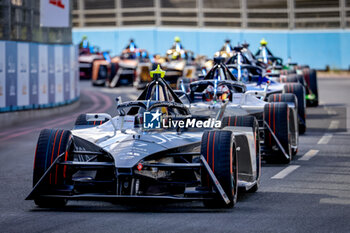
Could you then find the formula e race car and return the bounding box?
[79,45,106,80]
[213,39,235,62]
[176,62,299,164]
[26,66,260,209]
[154,37,200,89]
[255,39,319,107]
[91,40,153,88]
[226,46,307,134]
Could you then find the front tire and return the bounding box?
[201,130,238,208]
[33,129,73,207]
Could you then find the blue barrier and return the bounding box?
[73,27,350,70]
[0,41,79,112]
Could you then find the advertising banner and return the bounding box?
[38,45,49,105]
[40,0,70,27]
[2,42,79,112]
[17,43,29,106]
[17,43,30,107]
[6,41,17,108]
[0,41,5,108]
[63,45,70,101]
[75,45,79,98]
[30,43,39,105]
[54,46,64,103]
[48,45,55,104]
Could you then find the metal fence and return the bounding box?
[0,0,72,43]
[72,0,350,29]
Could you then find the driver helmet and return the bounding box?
[203,85,214,102]
[217,85,230,101]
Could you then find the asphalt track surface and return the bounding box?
[1,79,350,233]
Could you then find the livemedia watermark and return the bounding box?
[143,110,221,129]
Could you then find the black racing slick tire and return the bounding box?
[302,68,319,107]
[280,69,296,75]
[264,102,292,164]
[308,69,319,107]
[33,129,73,207]
[268,93,297,106]
[268,93,299,156]
[283,83,306,134]
[74,114,109,129]
[222,115,257,129]
[282,74,305,86]
[221,115,261,193]
[201,130,238,208]
[294,74,305,86]
[278,75,298,83]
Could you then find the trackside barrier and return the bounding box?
[0,41,79,112]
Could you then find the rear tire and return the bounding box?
[283,83,306,134]
[263,103,292,164]
[278,75,297,83]
[294,74,305,86]
[268,94,299,156]
[221,115,260,192]
[308,69,319,107]
[201,130,238,208]
[33,129,73,207]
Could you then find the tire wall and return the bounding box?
[0,41,80,112]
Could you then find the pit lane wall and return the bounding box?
[73,28,350,70]
[0,41,79,112]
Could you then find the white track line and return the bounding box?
[323,106,337,115]
[327,109,337,115]
[320,198,350,205]
[299,149,319,161]
[317,121,338,144]
[271,165,300,179]
[328,120,339,129]
[317,134,333,144]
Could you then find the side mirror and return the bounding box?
[86,113,112,122]
[86,113,117,136]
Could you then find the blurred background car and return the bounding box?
[91,39,153,87]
